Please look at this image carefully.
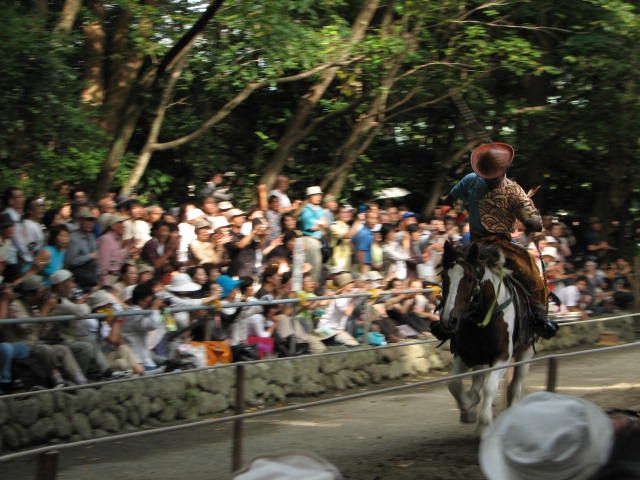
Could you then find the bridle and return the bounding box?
[438,257,483,321]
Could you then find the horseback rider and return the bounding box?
[437,142,557,339]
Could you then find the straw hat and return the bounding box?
[479,392,613,480]
[333,272,354,289]
[88,290,113,310]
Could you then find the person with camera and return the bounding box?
[48,269,111,379]
[226,209,269,278]
[121,282,166,371]
[3,276,87,390]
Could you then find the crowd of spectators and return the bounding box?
[0,174,635,393]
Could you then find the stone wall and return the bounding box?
[0,344,452,452]
[0,316,636,453]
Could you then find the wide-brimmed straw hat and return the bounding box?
[479,392,613,480]
[470,142,514,180]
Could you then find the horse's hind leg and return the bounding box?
[477,360,509,435]
[448,356,477,423]
[507,344,534,406]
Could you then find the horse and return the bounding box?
[439,240,535,434]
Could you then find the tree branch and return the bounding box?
[448,19,571,33]
[151,60,358,152]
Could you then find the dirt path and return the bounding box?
[4,348,639,480]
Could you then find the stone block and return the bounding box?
[159,405,177,423]
[52,412,72,438]
[101,412,120,433]
[264,384,286,403]
[88,410,103,428]
[177,398,199,421]
[269,362,295,386]
[365,365,382,383]
[29,418,55,443]
[149,398,164,416]
[10,397,40,427]
[76,388,99,414]
[93,429,108,438]
[37,392,54,417]
[71,413,91,440]
[55,391,78,416]
[107,404,127,426]
[1,425,21,450]
[248,377,268,396]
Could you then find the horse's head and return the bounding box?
[439,241,483,333]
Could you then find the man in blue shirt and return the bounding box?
[298,186,329,282]
[351,210,377,272]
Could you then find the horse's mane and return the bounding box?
[442,242,506,274]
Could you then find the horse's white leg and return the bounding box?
[507,345,534,406]
[448,356,476,423]
[468,366,485,408]
[477,360,509,435]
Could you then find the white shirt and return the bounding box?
[270,190,291,209]
[317,297,351,332]
[555,285,580,308]
[23,219,45,256]
[177,222,195,263]
[123,219,151,249]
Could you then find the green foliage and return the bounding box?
[0,0,638,245]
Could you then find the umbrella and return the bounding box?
[375,187,410,200]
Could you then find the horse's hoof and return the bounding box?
[460,410,477,424]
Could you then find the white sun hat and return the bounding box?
[305,186,323,197]
[212,216,230,231]
[186,208,205,222]
[479,391,614,480]
[234,452,343,480]
[166,273,202,293]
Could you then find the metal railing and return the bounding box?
[0,310,638,478]
[0,288,435,325]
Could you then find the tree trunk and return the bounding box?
[93,0,226,198]
[102,9,142,132]
[120,56,188,197]
[259,0,380,191]
[81,20,107,106]
[33,0,48,21]
[327,128,379,198]
[95,103,144,199]
[55,0,83,33]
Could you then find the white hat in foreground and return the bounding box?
[234,452,342,480]
[479,391,613,480]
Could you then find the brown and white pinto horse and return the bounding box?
[439,241,535,434]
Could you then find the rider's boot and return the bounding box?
[532,303,559,339]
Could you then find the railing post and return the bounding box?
[546,357,558,392]
[35,451,58,480]
[231,363,246,473]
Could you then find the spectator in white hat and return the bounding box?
[48,269,111,378]
[479,392,615,480]
[88,289,143,375]
[189,220,219,265]
[299,186,329,282]
[156,272,220,330]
